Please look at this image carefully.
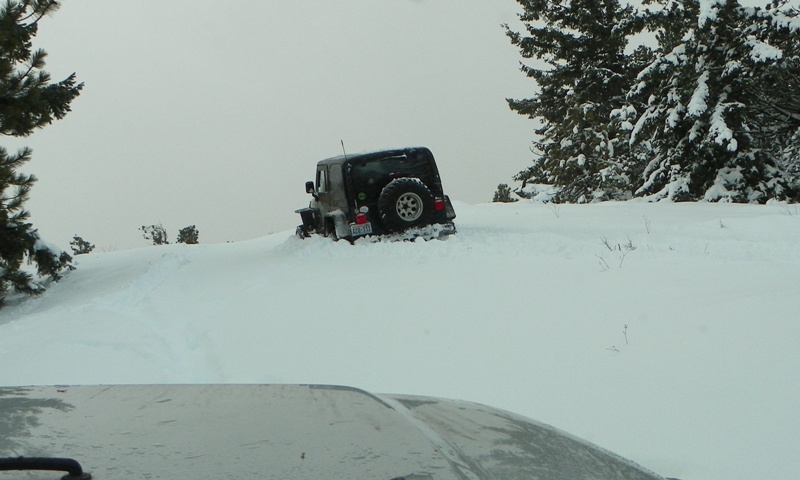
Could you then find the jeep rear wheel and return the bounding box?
[378,178,434,232]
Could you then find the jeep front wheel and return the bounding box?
[378,178,434,232]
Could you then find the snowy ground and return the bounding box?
[2,200,799,480]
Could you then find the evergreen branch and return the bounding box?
[19,0,60,26]
[15,49,47,84]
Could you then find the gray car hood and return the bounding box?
[0,384,664,480]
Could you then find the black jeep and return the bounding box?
[295,147,456,240]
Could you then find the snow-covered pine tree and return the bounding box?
[506,0,650,203]
[623,0,800,202]
[753,1,800,184]
[786,128,800,183]
[1,0,82,307]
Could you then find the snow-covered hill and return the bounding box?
[2,200,799,480]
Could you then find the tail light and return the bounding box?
[434,197,446,211]
[355,212,368,225]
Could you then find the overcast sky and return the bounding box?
[10,0,534,250]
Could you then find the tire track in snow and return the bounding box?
[92,249,226,382]
[98,251,192,307]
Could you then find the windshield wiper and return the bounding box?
[0,457,91,479]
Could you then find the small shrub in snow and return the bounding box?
[596,254,611,272]
[600,235,637,268]
[177,225,199,244]
[773,201,798,216]
[492,184,518,203]
[548,203,561,218]
[70,235,95,255]
[141,224,169,245]
[607,325,630,353]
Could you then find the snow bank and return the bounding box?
[2,201,799,480]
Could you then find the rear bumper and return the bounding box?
[353,222,456,242]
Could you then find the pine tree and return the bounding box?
[623,0,800,202]
[1,0,82,307]
[786,128,800,183]
[754,1,800,182]
[506,0,650,203]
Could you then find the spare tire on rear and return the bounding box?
[378,178,434,233]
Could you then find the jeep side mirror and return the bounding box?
[305,181,315,194]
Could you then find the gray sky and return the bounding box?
[10,0,534,250]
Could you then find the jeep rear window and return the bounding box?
[348,154,437,204]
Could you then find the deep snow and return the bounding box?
[2,200,799,480]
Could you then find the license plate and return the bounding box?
[350,222,372,236]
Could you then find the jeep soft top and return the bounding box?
[296,147,456,241]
